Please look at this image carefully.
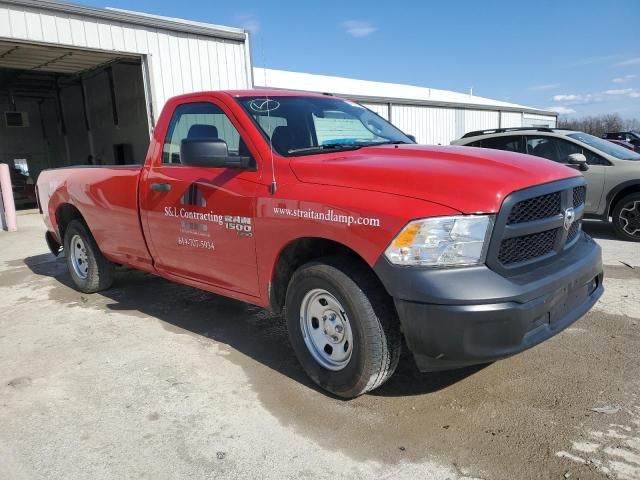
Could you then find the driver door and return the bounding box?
[140,99,261,297]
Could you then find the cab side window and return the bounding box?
[526,136,581,163]
[481,135,524,153]
[162,102,248,164]
[582,149,610,166]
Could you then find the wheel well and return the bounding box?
[269,238,383,314]
[56,203,85,242]
[609,184,640,217]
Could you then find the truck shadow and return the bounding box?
[24,253,481,398]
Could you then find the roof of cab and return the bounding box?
[167,89,335,104]
[225,89,333,98]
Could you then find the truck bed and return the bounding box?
[37,165,153,270]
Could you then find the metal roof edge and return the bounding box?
[1,0,248,41]
[254,68,557,118]
[346,93,558,117]
[253,84,557,117]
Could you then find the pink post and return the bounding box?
[0,163,18,232]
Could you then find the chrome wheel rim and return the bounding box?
[70,234,89,279]
[619,200,640,237]
[300,288,353,371]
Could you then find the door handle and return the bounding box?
[150,182,172,192]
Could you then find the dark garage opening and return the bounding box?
[0,40,151,209]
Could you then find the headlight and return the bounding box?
[384,215,494,267]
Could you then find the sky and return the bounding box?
[74,0,640,118]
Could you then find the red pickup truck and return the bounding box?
[37,90,604,398]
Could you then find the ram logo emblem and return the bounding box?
[563,207,576,231]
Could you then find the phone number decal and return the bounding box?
[177,237,215,250]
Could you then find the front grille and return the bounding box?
[497,229,557,265]
[567,221,581,243]
[488,179,586,272]
[573,186,586,207]
[507,192,561,224]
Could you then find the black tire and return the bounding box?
[285,257,401,398]
[612,193,640,242]
[63,219,115,293]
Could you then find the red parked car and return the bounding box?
[36,90,604,397]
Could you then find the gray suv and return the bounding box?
[452,128,640,241]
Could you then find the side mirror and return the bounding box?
[180,138,253,169]
[406,134,417,143]
[567,153,589,172]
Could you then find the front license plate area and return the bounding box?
[549,275,597,324]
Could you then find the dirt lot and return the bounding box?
[1,213,639,480]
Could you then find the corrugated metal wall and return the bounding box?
[360,102,389,120]
[464,110,500,134]
[351,103,556,145]
[391,105,457,145]
[523,113,557,128]
[0,2,251,123]
[384,106,557,144]
[500,112,523,128]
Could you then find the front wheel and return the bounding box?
[285,258,401,398]
[612,193,640,242]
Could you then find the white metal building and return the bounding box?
[0,0,251,192]
[254,68,558,145]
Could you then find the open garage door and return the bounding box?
[0,40,151,208]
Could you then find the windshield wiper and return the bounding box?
[287,143,364,155]
[363,140,409,146]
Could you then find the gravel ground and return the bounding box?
[0,212,638,480]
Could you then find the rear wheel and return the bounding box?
[285,257,401,398]
[612,193,640,242]
[63,220,115,293]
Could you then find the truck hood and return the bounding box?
[289,145,580,214]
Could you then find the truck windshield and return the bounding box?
[568,132,640,161]
[236,96,414,156]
